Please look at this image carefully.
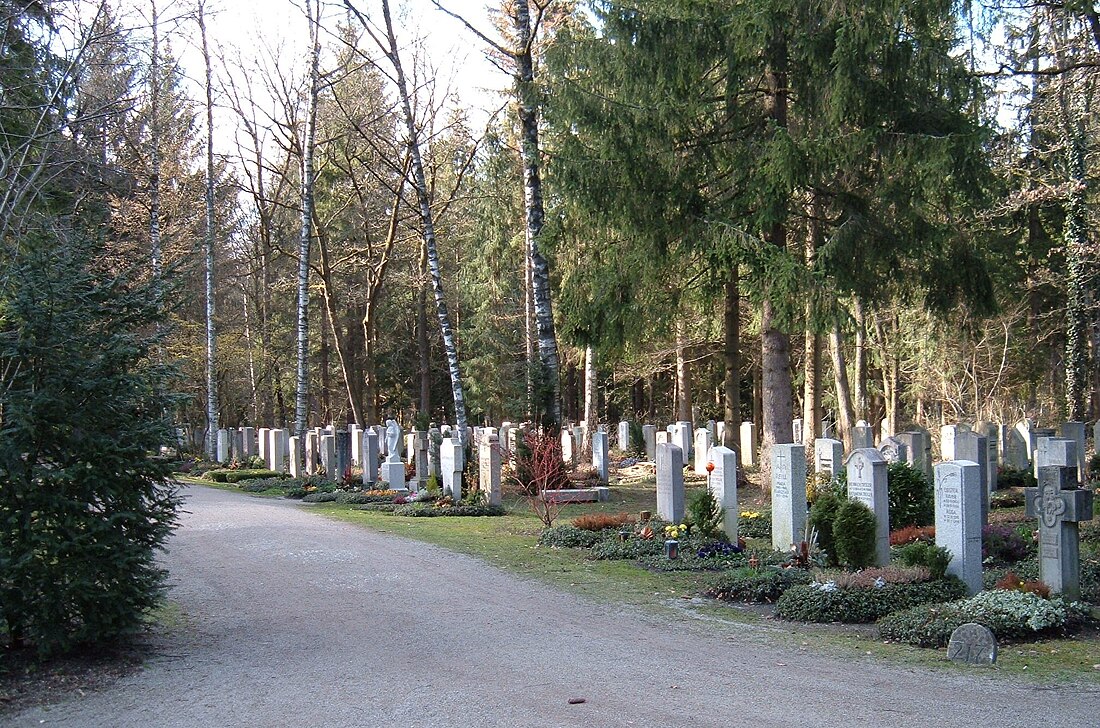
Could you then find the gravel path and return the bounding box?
[9,484,1100,727]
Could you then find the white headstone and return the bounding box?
[935,461,984,595]
[771,444,807,552]
[561,428,575,465]
[592,430,609,484]
[739,421,756,467]
[940,425,959,461]
[846,449,890,566]
[258,427,269,462]
[441,437,464,501]
[672,421,692,459]
[693,428,713,475]
[216,428,230,464]
[479,432,502,506]
[896,430,932,483]
[241,426,256,458]
[656,431,669,446]
[954,431,990,525]
[707,445,738,540]
[618,421,631,452]
[814,438,844,479]
[1003,426,1029,470]
[792,418,803,444]
[320,434,335,480]
[385,420,402,463]
[288,436,302,479]
[656,443,685,524]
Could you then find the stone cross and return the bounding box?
[1025,463,1094,601]
[708,445,739,540]
[935,461,983,595]
[771,443,807,552]
[656,442,685,524]
[846,449,890,566]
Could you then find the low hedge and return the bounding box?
[638,552,746,573]
[588,538,664,560]
[538,525,610,549]
[775,577,967,623]
[705,567,813,603]
[738,510,771,539]
[878,590,1089,647]
[204,468,284,483]
[301,491,339,503]
[351,503,399,512]
[392,503,505,517]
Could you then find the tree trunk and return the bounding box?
[853,298,867,423]
[803,210,821,447]
[198,4,218,457]
[675,316,692,423]
[722,267,740,449]
[294,0,321,440]
[583,344,596,455]
[1063,113,1089,422]
[377,0,468,441]
[829,323,856,452]
[417,278,431,416]
[148,0,162,311]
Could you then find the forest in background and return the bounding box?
[2,0,1098,461]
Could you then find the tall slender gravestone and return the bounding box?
[440,436,463,501]
[270,430,288,474]
[940,425,959,461]
[288,436,302,479]
[479,432,502,506]
[792,418,803,445]
[977,421,1000,491]
[1026,462,1094,601]
[592,431,609,484]
[349,424,362,465]
[216,429,230,464]
[708,445,738,540]
[672,421,693,459]
[304,431,317,475]
[412,431,429,490]
[706,420,718,445]
[771,444,807,552]
[381,420,406,491]
[814,438,844,480]
[320,434,336,480]
[935,461,984,595]
[851,425,874,451]
[428,428,442,479]
[334,430,351,484]
[846,449,890,566]
[954,430,990,525]
[642,425,657,461]
[618,421,631,452]
[693,428,712,475]
[1002,426,1029,471]
[656,442,685,524]
[739,422,757,467]
[1094,421,1100,457]
[362,430,379,487]
[897,430,933,484]
[1059,421,1087,485]
[258,427,269,463]
[561,429,575,465]
[241,426,256,458]
[716,421,727,446]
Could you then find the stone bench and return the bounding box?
[539,487,610,503]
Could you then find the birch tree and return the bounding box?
[196,0,218,458]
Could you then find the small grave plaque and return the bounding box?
[947,623,997,666]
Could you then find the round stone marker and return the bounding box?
[947,623,997,666]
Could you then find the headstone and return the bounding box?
[846,449,890,566]
[1059,421,1087,484]
[1014,419,1034,460]
[349,424,362,465]
[320,434,336,480]
[258,427,269,462]
[642,425,657,461]
[851,425,874,451]
[428,428,442,480]
[656,431,669,446]
[739,421,756,467]
[656,443,685,524]
[592,430,609,484]
[362,430,379,487]
[618,421,631,452]
[1025,462,1094,601]
[334,430,351,484]
[940,424,959,461]
[976,422,1000,489]
[573,426,585,457]
[693,428,713,475]
[771,444,807,552]
[288,436,302,479]
[241,427,256,458]
[707,445,738,540]
[499,423,512,461]
[270,430,288,473]
[1031,428,1056,477]
[877,436,908,464]
[672,421,692,459]
[440,436,463,501]
[216,428,230,464]
[792,418,803,444]
[814,438,844,479]
[716,421,726,446]
[561,429,575,465]
[231,429,244,461]
[954,430,990,524]
[405,433,416,465]
[896,430,933,483]
[411,431,429,489]
[305,430,317,475]
[479,432,502,506]
[947,624,997,666]
[934,461,984,595]
[1002,426,1029,471]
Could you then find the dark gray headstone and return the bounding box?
[947,623,997,665]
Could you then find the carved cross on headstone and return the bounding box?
[853,455,865,480]
[774,448,788,477]
[1025,465,1094,601]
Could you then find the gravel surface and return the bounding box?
[9,484,1100,727]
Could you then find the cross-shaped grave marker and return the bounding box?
[1025,465,1094,601]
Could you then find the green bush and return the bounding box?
[0,232,180,656]
[284,487,309,499]
[705,567,813,603]
[351,503,399,513]
[809,492,843,565]
[990,489,1026,509]
[738,508,771,539]
[775,577,966,623]
[335,491,397,505]
[878,590,1088,647]
[629,420,646,456]
[589,537,664,560]
[886,461,933,528]
[537,525,609,548]
[392,503,505,517]
[833,499,878,569]
[204,468,283,483]
[894,541,953,580]
[687,489,723,540]
[997,466,1036,489]
[638,551,745,572]
[301,491,339,503]
[241,479,285,494]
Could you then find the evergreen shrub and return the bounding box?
[833,500,878,569]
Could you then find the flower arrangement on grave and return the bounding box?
[664,523,688,540]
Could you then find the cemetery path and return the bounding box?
[10,484,1100,728]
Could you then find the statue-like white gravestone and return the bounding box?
[479,432,502,506]
[440,436,463,501]
[693,428,712,475]
[878,436,908,464]
[1025,462,1094,601]
[935,461,983,595]
[739,421,756,467]
[846,449,890,566]
[771,444,807,552]
[381,420,406,490]
[643,425,657,461]
[947,623,997,666]
[814,438,844,480]
[362,430,379,487]
[561,428,575,465]
[618,421,631,452]
[708,445,738,540]
[656,442,685,524]
[592,430,609,484]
